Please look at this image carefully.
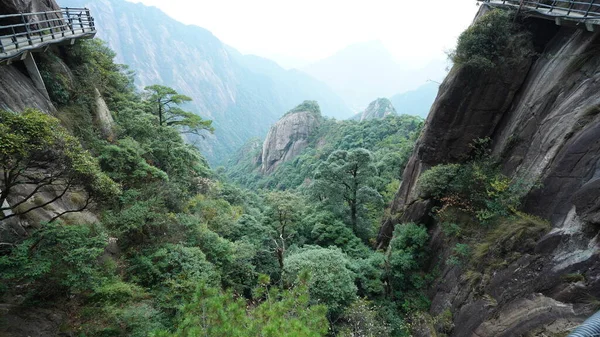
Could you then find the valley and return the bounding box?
[1,0,599,336]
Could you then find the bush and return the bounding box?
[351,252,387,299]
[155,280,329,337]
[0,223,108,297]
[386,223,430,312]
[418,164,462,199]
[451,9,533,71]
[91,280,148,304]
[284,246,357,317]
[418,151,535,225]
[338,299,392,337]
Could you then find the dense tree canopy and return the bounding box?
[0,38,435,337]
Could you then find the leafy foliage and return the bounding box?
[284,246,357,316]
[2,38,430,337]
[418,146,535,224]
[0,223,108,297]
[451,9,534,71]
[385,223,430,312]
[155,278,328,337]
[144,85,214,136]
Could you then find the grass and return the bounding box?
[471,212,551,268]
[561,273,586,283]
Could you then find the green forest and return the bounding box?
[0,39,430,336]
[0,9,550,337]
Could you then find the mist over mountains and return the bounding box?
[302,40,447,112]
[61,0,442,162]
[61,0,351,163]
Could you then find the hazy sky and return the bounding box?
[126,0,480,69]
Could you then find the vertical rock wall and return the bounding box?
[378,6,600,336]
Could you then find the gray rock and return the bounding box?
[0,64,55,113]
[260,102,321,174]
[93,87,115,140]
[351,97,397,121]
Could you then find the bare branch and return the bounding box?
[1,181,72,221]
[49,192,92,223]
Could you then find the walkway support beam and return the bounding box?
[22,52,50,100]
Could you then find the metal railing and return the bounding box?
[0,7,96,60]
[479,0,600,20]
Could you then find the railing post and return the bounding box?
[11,26,18,49]
[21,13,33,46]
[549,0,558,13]
[66,7,75,34]
[566,0,575,15]
[87,8,94,31]
[78,12,84,32]
[45,12,55,40]
[584,0,594,17]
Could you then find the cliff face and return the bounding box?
[0,63,55,113]
[379,7,600,336]
[0,0,59,16]
[351,97,397,122]
[260,102,321,174]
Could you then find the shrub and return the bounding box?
[155,280,329,337]
[418,164,462,199]
[451,9,533,71]
[338,299,392,337]
[352,252,387,299]
[0,223,108,297]
[283,246,357,317]
[91,280,148,304]
[418,149,536,225]
[385,223,430,312]
[0,109,120,222]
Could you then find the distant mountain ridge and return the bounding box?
[390,82,439,118]
[302,41,448,111]
[61,0,351,164]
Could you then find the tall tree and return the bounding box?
[144,85,214,136]
[312,148,381,238]
[264,191,304,272]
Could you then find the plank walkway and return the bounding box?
[0,7,96,63]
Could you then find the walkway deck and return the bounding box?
[479,0,600,30]
[0,8,96,63]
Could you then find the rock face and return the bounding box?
[0,63,55,113]
[0,0,62,31]
[260,101,321,174]
[351,98,397,121]
[378,6,600,336]
[0,0,60,14]
[93,87,115,140]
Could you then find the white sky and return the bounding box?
[126,0,480,69]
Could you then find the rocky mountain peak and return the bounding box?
[352,98,397,121]
[260,101,321,174]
